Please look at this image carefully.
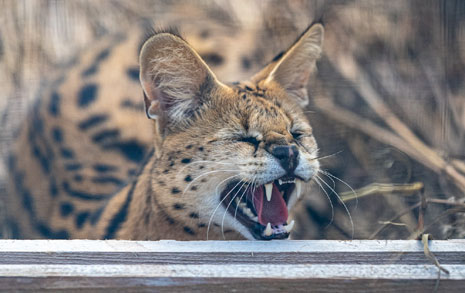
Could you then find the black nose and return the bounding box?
[271,145,299,173]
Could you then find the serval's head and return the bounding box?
[139,23,323,240]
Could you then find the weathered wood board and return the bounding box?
[0,240,464,292]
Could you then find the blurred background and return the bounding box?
[0,0,464,240]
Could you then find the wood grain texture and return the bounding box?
[1,240,464,292]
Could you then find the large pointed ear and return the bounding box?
[139,33,219,129]
[263,23,324,107]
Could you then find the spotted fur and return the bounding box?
[5,23,323,240]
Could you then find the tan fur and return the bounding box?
[6,24,323,240]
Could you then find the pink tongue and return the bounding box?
[253,184,288,226]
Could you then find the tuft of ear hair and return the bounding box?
[264,23,324,107]
[139,32,220,129]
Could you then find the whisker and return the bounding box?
[313,150,343,161]
[207,179,244,240]
[313,176,334,228]
[317,170,335,190]
[316,174,354,239]
[221,180,249,239]
[214,174,242,199]
[194,173,241,227]
[234,176,256,220]
[320,169,359,209]
[295,140,312,154]
[302,110,316,115]
[251,179,260,214]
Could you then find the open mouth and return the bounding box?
[221,176,301,240]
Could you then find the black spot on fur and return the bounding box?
[49,91,61,116]
[60,202,74,217]
[183,226,196,235]
[93,164,118,173]
[171,187,180,194]
[198,223,206,228]
[186,144,193,149]
[201,53,224,66]
[64,163,82,171]
[103,140,146,163]
[126,67,140,81]
[104,150,153,237]
[163,169,169,174]
[49,178,58,197]
[78,83,98,108]
[60,148,74,159]
[82,65,98,77]
[241,56,251,70]
[51,127,63,143]
[104,181,136,238]
[189,212,199,219]
[198,146,204,152]
[76,211,90,229]
[62,181,110,201]
[184,175,192,182]
[200,29,209,39]
[166,216,176,225]
[73,174,83,182]
[78,114,109,130]
[191,186,198,191]
[120,99,144,111]
[6,219,21,238]
[181,158,191,164]
[36,224,69,239]
[90,206,104,225]
[82,48,111,77]
[120,99,145,112]
[173,203,185,210]
[91,176,124,185]
[92,129,120,144]
[30,129,52,174]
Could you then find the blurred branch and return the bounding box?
[340,182,423,202]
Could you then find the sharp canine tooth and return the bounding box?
[295,180,302,199]
[265,183,273,201]
[278,179,283,185]
[284,220,295,233]
[264,223,272,236]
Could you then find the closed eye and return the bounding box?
[291,132,304,140]
[238,136,260,151]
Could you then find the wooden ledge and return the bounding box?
[0,240,464,292]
